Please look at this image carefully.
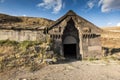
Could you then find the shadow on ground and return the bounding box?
[56,58,81,64]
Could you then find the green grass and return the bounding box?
[0,40,43,51]
[19,40,42,51]
[0,39,18,46]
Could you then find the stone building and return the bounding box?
[0,10,103,59]
[0,27,45,42]
[47,10,102,59]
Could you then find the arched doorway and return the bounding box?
[63,36,77,59]
[62,18,80,59]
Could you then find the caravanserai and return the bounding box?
[0,10,103,59]
[47,10,102,59]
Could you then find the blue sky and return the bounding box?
[0,0,120,27]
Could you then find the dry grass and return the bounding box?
[0,39,56,72]
[101,27,120,48]
[0,13,54,29]
[102,26,120,31]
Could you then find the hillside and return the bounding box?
[0,13,54,29]
[101,26,120,48]
[102,26,120,32]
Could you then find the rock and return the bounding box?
[44,58,56,64]
[45,45,50,51]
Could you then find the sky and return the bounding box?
[0,0,120,27]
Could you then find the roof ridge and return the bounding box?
[66,10,77,16]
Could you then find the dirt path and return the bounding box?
[1,60,120,80]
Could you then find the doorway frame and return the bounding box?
[62,36,80,59]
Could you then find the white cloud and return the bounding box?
[87,0,95,9]
[37,0,63,14]
[99,0,120,12]
[117,23,120,26]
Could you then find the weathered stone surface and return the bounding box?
[48,10,102,59]
[0,29,45,41]
[0,10,103,60]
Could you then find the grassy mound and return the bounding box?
[0,39,56,72]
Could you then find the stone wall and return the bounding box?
[0,29,45,41]
[82,36,102,59]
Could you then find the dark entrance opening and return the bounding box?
[64,44,77,59]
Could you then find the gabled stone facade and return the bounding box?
[48,10,103,59]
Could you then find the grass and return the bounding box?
[0,39,56,72]
[19,40,42,51]
[0,39,18,46]
[0,39,43,50]
[0,13,54,28]
[83,57,99,61]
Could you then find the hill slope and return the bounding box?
[102,26,120,32]
[0,13,54,29]
[101,26,120,48]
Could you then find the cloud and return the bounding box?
[99,0,120,12]
[87,0,95,9]
[117,23,120,26]
[37,0,63,14]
